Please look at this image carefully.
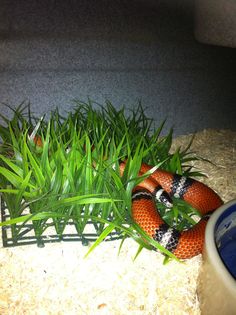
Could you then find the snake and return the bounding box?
[120,161,223,259]
[31,134,223,259]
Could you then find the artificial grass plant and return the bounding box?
[0,101,204,258]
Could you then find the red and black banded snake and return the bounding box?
[32,134,223,259]
[120,161,223,259]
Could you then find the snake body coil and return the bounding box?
[125,162,223,259]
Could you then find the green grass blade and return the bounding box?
[0,154,24,178]
[133,244,144,261]
[26,143,45,187]
[84,223,116,258]
[0,166,25,187]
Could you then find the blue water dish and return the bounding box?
[215,203,236,279]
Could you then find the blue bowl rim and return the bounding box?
[205,199,236,291]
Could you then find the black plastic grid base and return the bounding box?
[1,199,122,248]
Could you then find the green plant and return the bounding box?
[0,100,204,259]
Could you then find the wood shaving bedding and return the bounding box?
[0,129,235,315]
[171,129,236,202]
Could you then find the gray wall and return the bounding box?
[0,0,235,135]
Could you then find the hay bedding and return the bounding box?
[0,129,235,315]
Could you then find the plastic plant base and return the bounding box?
[0,199,121,248]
